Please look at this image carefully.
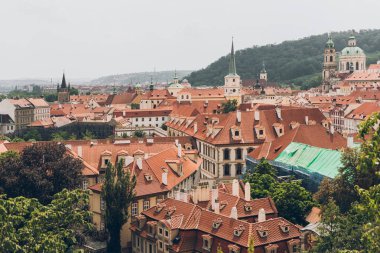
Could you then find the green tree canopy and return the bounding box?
[102,160,136,253]
[0,142,83,204]
[0,189,93,253]
[221,99,237,113]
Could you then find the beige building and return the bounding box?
[28,98,50,121]
[0,99,34,130]
[338,35,366,73]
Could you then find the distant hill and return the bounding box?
[186,29,380,90]
[90,70,193,85]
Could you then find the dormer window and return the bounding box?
[279,221,290,233]
[212,218,223,229]
[228,244,241,253]
[144,173,153,182]
[244,203,252,212]
[257,226,269,238]
[155,203,166,213]
[233,225,245,237]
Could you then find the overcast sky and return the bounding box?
[0,0,379,80]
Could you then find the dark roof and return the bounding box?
[0,114,14,124]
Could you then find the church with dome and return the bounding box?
[338,35,366,73]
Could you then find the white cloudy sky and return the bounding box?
[0,0,379,80]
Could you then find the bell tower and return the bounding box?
[224,38,242,104]
[322,34,337,93]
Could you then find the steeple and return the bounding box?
[228,38,237,75]
[261,62,267,73]
[325,33,335,49]
[61,73,67,89]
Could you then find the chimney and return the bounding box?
[305,116,309,125]
[230,206,238,219]
[232,179,239,197]
[214,199,220,214]
[275,107,282,120]
[347,135,354,148]
[122,110,126,117]
[77,146,83,158]
[162,171,168,185]
[175,139,179,146]
[258,208,266,222]
[191,186,198,204]
[244,182,251,201]
[194,122,198,134]
[236,110,241,123]
[178,144,182,158]
[136,158,143,170]
[211,185,218,210]
[254,111,260,121]
[330,125,335,135]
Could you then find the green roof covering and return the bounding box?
[274,142,343,178]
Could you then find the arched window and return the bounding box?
[236,164,243,175]
[186,95,189,99]
[236,148,242,160]
[346,62,350,70]
[325,56,328,62]
[223,149,230,160]
[224,164,231,176]
[356,62,359,70]
[330,56,333,62]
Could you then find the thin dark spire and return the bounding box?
[228,37,237,75]
[61,72,67,89]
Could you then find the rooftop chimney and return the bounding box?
[214,199,220,214]
[194,122,198,134]
[232,179,239,197]
[258,208,266,222]
[162,171,168,185]
[330,125,335,135]
[211,185,218,210]
[254,111,260,121]
[77,146,83,158]
[236,110,241,123]
[175,139,179,146]
[230,206,238,219]
[347,135,354,148]
[244,182,251,201]
[136,158,143,170]
[305,116,309,125]
[275,106,282,120]
[178,144,182,158]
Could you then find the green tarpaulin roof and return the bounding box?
[274,142,343,178]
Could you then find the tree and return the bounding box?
[244,173,278,198]
[82,130,95,140]
[221,99,237,113]
[0,189,93,252]
[272,181,314,224]
[102,160,136,253]
[131,103,140,109]
[133,130,145,138]
[44,94,58,102]
[0,142,83,204]
[23,128,42,141]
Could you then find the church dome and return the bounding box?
[341,46,365,56]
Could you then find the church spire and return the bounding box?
[228,38,237,75]
[61,72,67,89]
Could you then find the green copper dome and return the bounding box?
[341,46,365,56]
[325,34,334,48]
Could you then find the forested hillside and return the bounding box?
[186,29,380,90]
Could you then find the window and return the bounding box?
[330,55,333,62]
[162,117,165,120]
[248,147,254,153]
[82,180,88,190]
[236,164,243,175]
[356,62,359,70]
[164,229,169,238]
[131,202,138,216]
[292,245,297,252]
[149,118,152,121]
[142,118,144,121]
[143,200,150,211]
[259,130,264,135]
[236,148,242,160]
[159,227,163,235]
[104,159,109,165]
[223,149,230,160]
[100,198,105,211]
[158,241,163,250]
[224,164,231,176]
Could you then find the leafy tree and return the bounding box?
[23,128,42,141]
[244,173,277,198]
[131,103,140,109]
[70,87,79,95]
[82,130,95,140]
[272,180,314,224]
[221,99,237,113]
[133,130,145,138]
[0,189,93,252]
[0,142,83,204]
[161,124,168,131]
[102,160,136,253]
[254,158,277,176]
[44,93,58,102]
